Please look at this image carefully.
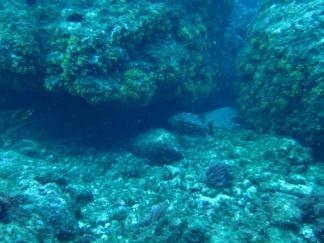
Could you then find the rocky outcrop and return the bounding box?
[0,0,233,107]
[237,0,324,152]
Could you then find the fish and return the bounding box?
[12,109,34,122]
[67,13,85,23]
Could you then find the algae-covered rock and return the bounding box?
[0,3,43,92]
[0,0,233,107]
[237,0,324,151]
[131,128,183,165]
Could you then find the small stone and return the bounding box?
[245,186,257,199]
[300,225,317,242]
[271,179,314,196]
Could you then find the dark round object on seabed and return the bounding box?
[205,162,233,189]
[67,13,85,22]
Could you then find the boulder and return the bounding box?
[131,129,183,165]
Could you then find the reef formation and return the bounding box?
[0,0,233,107]
[237,0,324,152]
[0,0,323,242]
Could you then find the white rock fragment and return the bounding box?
[272,179,314,196]
[300,225,317,242]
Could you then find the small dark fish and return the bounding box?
[12,109,34,122]
[67,13,85,23]
[25,0,37,6]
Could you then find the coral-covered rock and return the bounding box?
[237,0,324,152]
[0,0,233,108]
[131,128,183,165]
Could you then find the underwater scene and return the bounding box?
[0,0,323,242]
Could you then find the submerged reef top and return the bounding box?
[0,0,233,107]
[237,0,324,152]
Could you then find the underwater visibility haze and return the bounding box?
[0,0,323,242]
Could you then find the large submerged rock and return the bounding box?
[0,0,233,107]
[131,128,183,165]
[237,0,324,151]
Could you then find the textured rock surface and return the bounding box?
[237,0,324,152]
[131,128,183,165]
[270,193,303,227]
[0,0,233,107]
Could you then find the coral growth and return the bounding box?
[204,161,233,189]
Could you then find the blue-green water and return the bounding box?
[0,0,323,242]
